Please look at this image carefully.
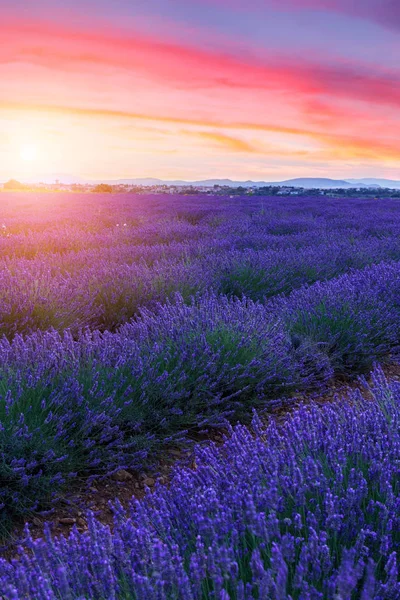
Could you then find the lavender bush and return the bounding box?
[0,293,325,530]
[277,261,400,373]
[0,366,399,599]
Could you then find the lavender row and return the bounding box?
[1,366,399,599]
[3,256,400,530]
[3,237,400,335]
[1,193,400,336]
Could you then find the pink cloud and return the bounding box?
[2,17,400,165]
[3,19,400,109]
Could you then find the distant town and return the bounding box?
[2,178,400,198]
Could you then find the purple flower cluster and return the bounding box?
[1,366,399,599]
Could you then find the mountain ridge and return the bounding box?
[3,175,400,189]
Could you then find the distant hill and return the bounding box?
[346,178,400,190]
[99,177,381,189]
[102,178,264,187]
[3,175,397,189]
[274,178,381,189]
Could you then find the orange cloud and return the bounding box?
[182,130,258,153]
[3,99,400,164]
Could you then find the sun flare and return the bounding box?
[20,144,38,162]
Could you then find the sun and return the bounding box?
[20,145,38,161]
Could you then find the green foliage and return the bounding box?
[3,179,27,191]
[219,265,272,301]
[92,183,113,193]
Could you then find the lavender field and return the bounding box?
[0,192,400,598]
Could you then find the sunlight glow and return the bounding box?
[20,145,38,162]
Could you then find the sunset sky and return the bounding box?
[1,0,400,182]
